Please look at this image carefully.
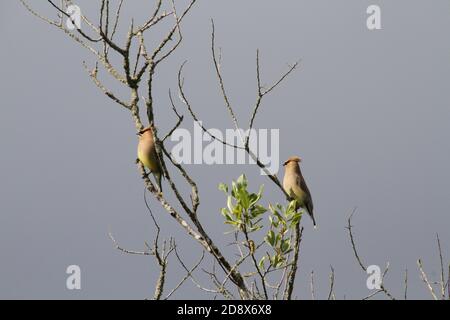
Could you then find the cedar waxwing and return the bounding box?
[137,126,163,192]
[282,156,316,227]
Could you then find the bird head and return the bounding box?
[283,156,302,167]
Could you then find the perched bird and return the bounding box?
[137,126,163,192]
[282,156,316,227]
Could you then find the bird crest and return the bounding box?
[283,156,302,166]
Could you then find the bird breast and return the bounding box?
[138,137,159,172]
[283,173,306,204]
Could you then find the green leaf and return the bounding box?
[227,196,235,214]
[233,203,242,220]
[248,225,263,233]
[224,220,239,226]
[273,210,284,223]
[237,174,248,189]
[289,212,302,228]
[250,204,267,217]
[257,184,264,198]
[268,204,277,214]
[275,258,284,268]
[248,218,263,229]
[249,193,258,205]
[249,185,264,207]
[221,208,234,223]
[275,233,282,246]
[281,239,290,253]
[265,230,275,247]
[221,208,229,218]
[231,181,238,198]
[287,200,298,214]
[269,215,279,228]
[270,255,276,266]
[218,183,228,194]
[259,256,266,269]
[238,188,250,210]
[271,254,281,267]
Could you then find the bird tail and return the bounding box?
[310,212,317,229]
[155,172,163,193]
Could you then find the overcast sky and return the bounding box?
[1,0,449,299]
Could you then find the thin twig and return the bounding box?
[246,50,299,147]
[82,61,130,109]
[404,268,408,300]
[284,225,303,299]
[447,264,450,300]
[165,251,205,299]
[47,0,102,42]
[162,90,184,142]
[241,224,268,299]
[108,229,150,255]
[436,233,445,299]
[346,208,366,271]
[347,210,395,300]
[327,265,335,300]
[174,248,225,296]
[177,62,242,149]
[417,259,438,300]
[211,19,241,133]
[310,270,315,300]
[362,290,382,300]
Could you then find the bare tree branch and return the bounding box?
[241,224,268,299]
[347,211,395,300]
[108,230,150,256]
[22,0,332,301]
[417,259,438,300]
[177,62,242,149]
[448,264,450,300]
[404,268,408,300]
[47,0,102,42]
[210,20,241,135]
[152,0,197,66]
[436,233,446,299]
[310,270,316,300]
[82,61,130,109]
[362,290,382,300]
[284,225,303,300]
[138,160,250,298]
[152,238,176,300]
[136,0,163,34]
[165,251,205,300]
[328,265,336,300]
[162,90,184,142]
[174,248,230,297]
[247,50,299,147]
[109,0,124,43]
[346,208,366,271]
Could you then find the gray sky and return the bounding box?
[1,0,449,299]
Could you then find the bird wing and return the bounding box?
[298,175,313,215]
